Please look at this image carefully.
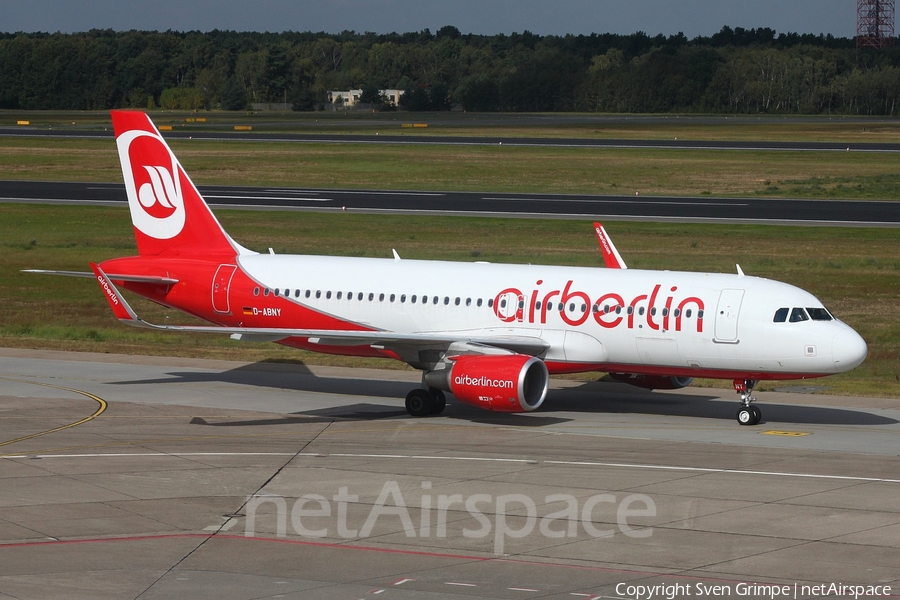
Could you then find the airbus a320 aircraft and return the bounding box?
[27,111,868,425]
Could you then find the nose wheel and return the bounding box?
[734,379,761,426]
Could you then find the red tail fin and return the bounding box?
[111,110,238,258]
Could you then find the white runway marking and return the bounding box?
[481,196,748,207]
[205,195,332,202]
[4,451,899,484]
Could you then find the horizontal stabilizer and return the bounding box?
[23,269,178,285]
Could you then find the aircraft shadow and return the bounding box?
[114,363,570,427]
[551,381,898,426]
[114,362,896,428]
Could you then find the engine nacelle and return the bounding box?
[609,373,693,390]
[426,354,549,412]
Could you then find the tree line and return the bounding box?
[1,26,899,114]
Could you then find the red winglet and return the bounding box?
[90,262,137,322]
[593,222,627,269]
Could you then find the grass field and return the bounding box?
[3,204,898,397]
[2,136,900,200]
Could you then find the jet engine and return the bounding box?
[425,354,549,412]
[609,372,693,390]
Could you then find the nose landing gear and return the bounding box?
[734,379,761,426]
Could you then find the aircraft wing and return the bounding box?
[89,263,549,357]
[593,222,627,269]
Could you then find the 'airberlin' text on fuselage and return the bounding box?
[493,280,705,332]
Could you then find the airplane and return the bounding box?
[26,110,868,426]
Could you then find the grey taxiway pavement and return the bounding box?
[1,348,898,599]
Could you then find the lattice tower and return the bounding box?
[858,0,895,48]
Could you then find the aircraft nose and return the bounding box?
[832,327,868,372]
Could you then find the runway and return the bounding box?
[4,124,900,153]
[2,180,898,226]
[1,348,898,599]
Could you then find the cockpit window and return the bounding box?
[773,307,788,323]
[789,307,810,322]
[807,308,833,321]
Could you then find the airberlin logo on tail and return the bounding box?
[138,165,179,219]
[117,128,186,240]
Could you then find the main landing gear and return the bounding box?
[405,388,446,417]
[734,379,761,426]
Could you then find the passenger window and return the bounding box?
[477,298,483,307]
[789,307,809,322]
[315,290,321,299]
[357,292,363,301]
[326,291,332,299]
[773,307,788,322]
[433,296,439,305]
[274,289,280,296]
[488,299,494,308]
[466,298,471,306]
[390,294,395,302]
[379,293,385,302]
[253,287,259,296]
[294,290,300,298]
[368,293,374,301]
[400,294,406,303]
[336,291,342,300]
[807,308,833,321]
[455,297,461,306]
[264,289,270,296]
[444,297,450,305]
[305,290,311,298]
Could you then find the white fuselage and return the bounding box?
[236,253,867,379]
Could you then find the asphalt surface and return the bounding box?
[4,125,900,153]
[2,180,899,226]
[0,349,898,599]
